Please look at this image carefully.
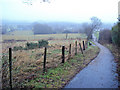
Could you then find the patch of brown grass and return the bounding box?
[2,39,89,88]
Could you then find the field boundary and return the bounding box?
[2,39,90,88]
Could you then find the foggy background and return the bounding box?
[0,0,119,35]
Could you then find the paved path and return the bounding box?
[65,42,118,88]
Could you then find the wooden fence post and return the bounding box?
[62,46,65,63]
[9,48,12,89]
[43,47,47,73]
[83,41,85,50]
[68,44,71,59]
[85,41,88,49]
[79,43,83,54]
[75,41,77,55]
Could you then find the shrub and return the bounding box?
[13,40,49,51]
[38,40,48,48]
[13,46,24,51]
[111,22,120,47]
[26,42,38,49]
[98,29,112,44]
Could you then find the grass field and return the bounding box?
[2,32,87,53]
[2,32,90,88]
[2,40,99,88]
[2,33,86,41]
[2,30,87,41]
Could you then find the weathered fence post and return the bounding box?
[9,48,12,89]
[86,41,88,49]
[83,41,85,50]
[43,47,47,73]
[75,41,77,55]
[79,43,83,54]
[62,46,65,63]
[68,44,71,59]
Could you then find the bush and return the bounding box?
[26,40,48,49]
[13,40,49,51]
[98,29,112,44]
[38,40,48,48]
[13,46,24,51]
[111,22,120,47]
[26,42,38,49]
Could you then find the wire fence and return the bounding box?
[1,39,88,88]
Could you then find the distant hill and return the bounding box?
[8,30,34,35]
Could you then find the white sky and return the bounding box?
[0,0,120,23]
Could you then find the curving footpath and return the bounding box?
[65,42,118,88]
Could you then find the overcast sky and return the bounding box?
[0,0,119,23]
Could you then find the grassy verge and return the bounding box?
[104,44,120,88]
[20,43,100,88]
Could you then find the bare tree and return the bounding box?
[81,23,91,36]
[87,16,102,40]
[98,29,112,44]
[80,17,102,40]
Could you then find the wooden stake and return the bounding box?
[9,48,12,89]
[79,43,83,54]
[83,41,85,50]
[68,44,71,59]
[43,47,47,73]
[75,41,77,55]
[62,46,65,63]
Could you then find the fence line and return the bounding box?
[2,40,88,88]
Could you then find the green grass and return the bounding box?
[51,49,69,55]
[24,58,83,88]
[51,49,61,54]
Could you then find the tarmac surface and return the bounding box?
[65,42,118,88]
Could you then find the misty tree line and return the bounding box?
[2,24,32,34]
[2,16,102,39]
[2,22,79,34]
[79,17,102,40]
[32,23,54,34]
[98,22,120,47]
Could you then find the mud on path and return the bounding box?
[65,42,118,88]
